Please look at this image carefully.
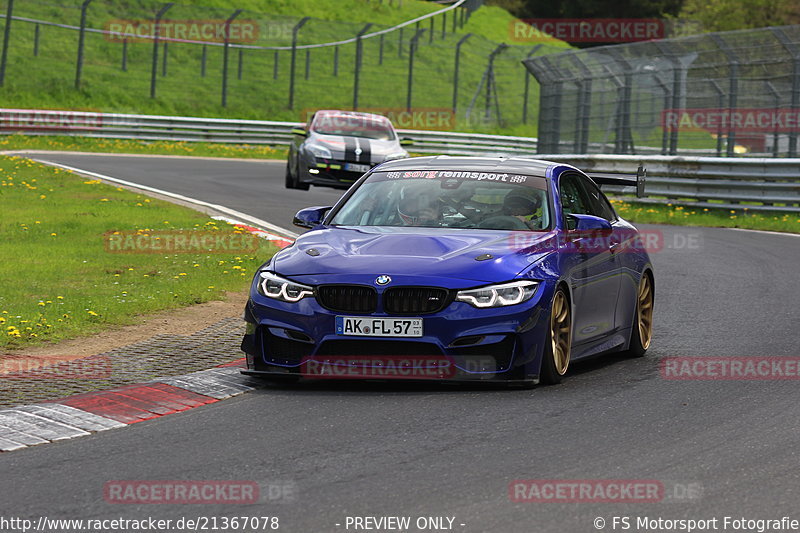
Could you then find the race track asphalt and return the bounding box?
[2,152,799,533]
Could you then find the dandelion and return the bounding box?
[50,233,57,237]
[87,310,98,316]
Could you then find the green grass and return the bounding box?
[1,0,567,136]
[612,198,800,233]
[0,134,288,159]
[0,155,280,349]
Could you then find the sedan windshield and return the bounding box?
[312,114,395,141]
[330,170,550,231]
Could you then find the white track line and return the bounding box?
[33,159,299,239]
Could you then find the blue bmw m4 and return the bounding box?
[241,156,654,386]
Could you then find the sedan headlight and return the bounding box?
[384,150,408,161]
[306,144,332,159]
[456,280,538,308]
[257,271,314,303]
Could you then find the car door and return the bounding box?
[558,173,621,346]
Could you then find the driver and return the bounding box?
[396,186,441,226]
[502,189,543,230]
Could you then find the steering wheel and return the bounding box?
[477,215,529,230]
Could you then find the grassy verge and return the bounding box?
[0,155,279,349]
[0,134,287,160]
[612,198,800,234]
[1,1,566,135]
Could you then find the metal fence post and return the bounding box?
[654,42,682,155]
[653,75,671,155]
[305,49,310,80]
[765,81,780,158]
[273,50,278,80]
[378,34,384,65]
[201,45,207,77]
[406,28,425,111]
[150,2,174,99]
[353,23,373,110]
[161,41,168,76]
[772,27,800,157]
[0,0,13,87]
[398,27,403,58]
[710,80,725,156]
[237,49,243,80]
[568,52,591,153]
[333,45,338,76]
[33,23,40,56]
[288,16,310,110]
[221,9,242,108]
[74,0,92,90]
[452,33,472,114]
[121,38,128,71]
[429,17,434,44]
[522,44,543,125]
[484,44,508,122]
[442,12,446,40]
[711,34,739,157]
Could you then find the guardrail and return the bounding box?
[542,154,800,213]
[1,109,798,212]
[0,108,537,156]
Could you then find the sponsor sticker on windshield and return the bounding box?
[384,170,536,186]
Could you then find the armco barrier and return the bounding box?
[1,109,798,212]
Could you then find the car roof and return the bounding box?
[376,155,578,178]
[313,109,392,122]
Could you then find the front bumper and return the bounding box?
[299,158,370,188]
[241,280,554,383]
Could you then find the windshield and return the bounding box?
[312,114,396,141]
[330,170,551,231]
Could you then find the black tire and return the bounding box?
[539,287,572,385]
[625,272,654,358]
[284,159,309,191]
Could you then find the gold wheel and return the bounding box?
[636,274,654,350]
[550,290,572,375]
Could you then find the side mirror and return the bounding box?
[399,137,413,146]
[291,128,307,137]
[567,214,612,234]
[293,206,331,229]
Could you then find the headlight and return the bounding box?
[257,271,314,303]
[456,280,538,308]
[306,144,332,159]
[384,151,408,161]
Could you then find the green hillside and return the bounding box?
[0,0,568,135]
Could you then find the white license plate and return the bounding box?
[344,162,371,173]
[336,316,423,337]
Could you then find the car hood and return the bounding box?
[309,133,404,164]
[272,226,556,285]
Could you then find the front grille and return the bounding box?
[384,287,451,314]
[317,285,377,313]
[316,340,443,357]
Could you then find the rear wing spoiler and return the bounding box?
[586,164,646,198]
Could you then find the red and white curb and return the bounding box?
[0,362,257,452]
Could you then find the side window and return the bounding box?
[580,177,617,221]
[559,174,591,217]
